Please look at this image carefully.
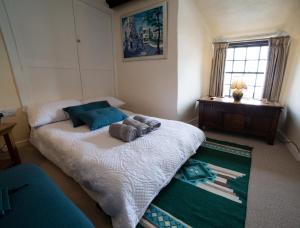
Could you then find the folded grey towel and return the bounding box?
[123,118,150,136]
[133,115,161,130]
[109,123,138,142]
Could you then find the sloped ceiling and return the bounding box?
[195,0,300,38]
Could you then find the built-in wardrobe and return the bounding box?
[0,0,115,106]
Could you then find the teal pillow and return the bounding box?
[63,101,110,127]
[77,107,128,131]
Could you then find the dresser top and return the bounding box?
[198,96,283,108]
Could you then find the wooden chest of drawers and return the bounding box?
[198,97,283,144]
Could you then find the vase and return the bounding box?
[232,90,243,102]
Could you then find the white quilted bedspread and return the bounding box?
[30,113,205,228]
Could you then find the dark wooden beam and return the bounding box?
[106,0,130,8]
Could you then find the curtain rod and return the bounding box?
[213,31,289,43]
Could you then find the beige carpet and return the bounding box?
[18,130,300,228]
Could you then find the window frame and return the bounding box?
[223,40,269,100]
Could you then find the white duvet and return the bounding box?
[30,112,205,228]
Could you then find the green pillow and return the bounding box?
[63,101,110,127]
[77,107,128,131]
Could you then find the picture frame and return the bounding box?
[121,1,167,61]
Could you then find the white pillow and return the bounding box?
[83,96,125,108]
[27,99,82,127]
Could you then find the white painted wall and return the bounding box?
[279,3,300,156]
[113,0,179,119]
[2,0,83,105]
[0,0,114,143]
[74,0,115,99]
[1,0,115,106]
[177,0,212,122]
[0,31,29,144]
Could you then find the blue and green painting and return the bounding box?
[122,5,164,59]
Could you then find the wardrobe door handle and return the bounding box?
[76,39,81,43]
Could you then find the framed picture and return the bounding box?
[121,2,167,61]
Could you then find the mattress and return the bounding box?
[30,110,205,228]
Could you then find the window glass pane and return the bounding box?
[245,60,258,72]
[231,73,243,82]
[258,60,267,72]
[244,86,254,99]
[234,47,246,60]
[224,73,231,85]
[254,87,263,99]
[225,60,233,72]
[246,47,260,60]
[244,73,256,86]
[223,43,269,100]
[233,61,245,72]
[260,46,269,59]
[223,84,230,97]
[256,74,266,87]
[226,48,234,60]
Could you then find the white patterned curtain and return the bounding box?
[209,42,229,97]
[263,36,291,101]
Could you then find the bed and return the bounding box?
[29,106,205,228]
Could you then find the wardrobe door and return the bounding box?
[3,0,82,105]
[74,0,115,99]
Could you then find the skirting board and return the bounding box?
[278,131,300,161]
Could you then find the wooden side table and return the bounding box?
[0,122,21,168]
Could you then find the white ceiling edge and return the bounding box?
[195,0,300,39]
[190,0,214,42]
[214,30,290,43]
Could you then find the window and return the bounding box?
[223,41,269,99]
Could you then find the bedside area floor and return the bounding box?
[17,130,300,228]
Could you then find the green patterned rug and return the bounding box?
[138,138,252,228]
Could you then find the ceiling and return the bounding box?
[195,0,300,38]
